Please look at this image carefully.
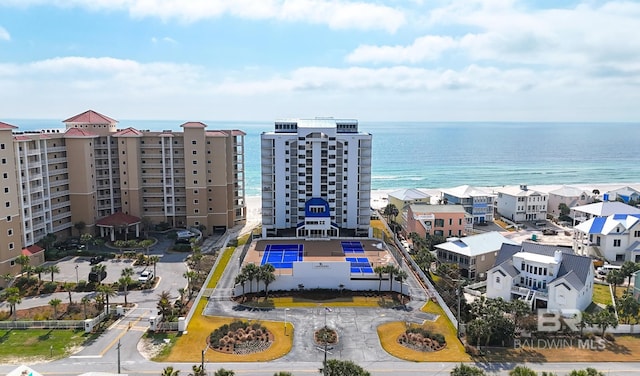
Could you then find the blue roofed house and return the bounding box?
[573,214,640,263]
[486,243,594,311]
[606,186,640,204]
[440,185,496,224]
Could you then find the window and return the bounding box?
[5,202,9,208]
[4,187,8,193]
[434,219,444,227]
[614,239,621,247]
[635,230,640,237]
[8,242,14,250]
[7,229,12,236]
[192,140,196,145]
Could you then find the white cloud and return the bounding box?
[0,26,10,41]
[347,35,456,64]
[1,0,406,33]
[151,36,177,44]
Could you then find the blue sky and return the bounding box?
[1,0,639,121]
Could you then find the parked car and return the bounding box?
[138,270,154,283]
[542,228,558,235]
[89,255,105,265]
[88,269,107,283]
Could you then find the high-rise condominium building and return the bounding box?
[261,118,372,238]
[0,110,245,279]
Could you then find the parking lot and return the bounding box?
[46,256,150,284]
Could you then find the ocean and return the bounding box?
[8,119,640,197]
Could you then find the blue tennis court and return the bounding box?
[261,244,304,269]
[346,257,373,273]
[341,241,365,254]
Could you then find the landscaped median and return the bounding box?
[378,301,470,362]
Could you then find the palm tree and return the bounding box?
[161,366,180,376]
[139,239,154,256]
[319,359,370,376]
[213,369,235,376]
[49,298,62,319]
[149,255,160,277]
[259,263,276,297]
[606,269,625,296]
[189,365,206,376]
[183,270,198,299]
[47,264,60,282]
[97,284,117,314]
[235,273,248,297]
[4,287,21,320]
[157,290,173,318]
[509,366,538,376]
[374,265,385,295]
[450,363,486,376]
[243,263,260,294]
[385,265,398,292]
[118,275,133,306]
[394,269,408,303]
[81,296,90,319]
[34,265,46,282]
[15,255,30,276]
[63,282,75,305]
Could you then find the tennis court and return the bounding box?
[341,241,365,254]
[346,257,373,273]
[261,244,304,269]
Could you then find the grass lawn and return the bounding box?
[377,301,470,362]
[592,283,613,306]
[243,295,402,309]
[0,329,88,363]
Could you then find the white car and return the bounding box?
[138,270,154,282]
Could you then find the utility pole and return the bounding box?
[116,340,121,374]
[201,348,205,374]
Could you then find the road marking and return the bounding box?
[99,310,148,356]
[68,355,102,359]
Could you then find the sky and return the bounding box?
[1,0,639,122]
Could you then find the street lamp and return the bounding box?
[75,265,79,284]
[284,308,290,335]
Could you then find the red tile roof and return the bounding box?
[64,128,99,138]
[113,127,143,137]
[63,110,118,124]
[231,130,246,136]
[205,130,228,137]
[96,212,141,226]
[181,122,207,129]
[22,245,44,256]
[0,121,18,130]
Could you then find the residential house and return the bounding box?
[440,185,495,224]
[434,231,517,280]
[486,242,594,311]
[573,214,640,263]
[606,186,640,205]
[546,185,592,220]
[496,185,548,222]
[388,189,431,227]
[571,201,640,224]
[406,204,471,239]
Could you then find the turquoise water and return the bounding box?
[9,119,640,197]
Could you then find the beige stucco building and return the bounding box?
[0,110,246,281]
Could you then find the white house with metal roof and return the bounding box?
[441,185,496,224]
[496,184,548,222]
[387,188,431,226]
[546,185,592,220]
[486,243,594,311]
[434,231,517,280]
[571,201,640,224]
[573,214,640,263]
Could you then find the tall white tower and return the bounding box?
[261,118,372,238]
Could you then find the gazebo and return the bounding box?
[96,212,142,241]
